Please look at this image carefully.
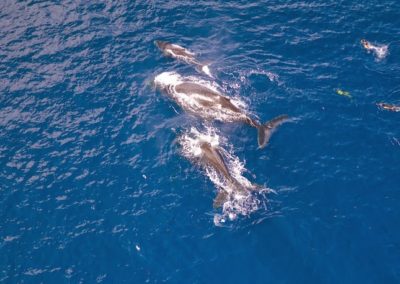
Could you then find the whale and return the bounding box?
[154,71,289,148]
[155,40,212,77]
[377,102,400,112]
[179,128,270,214]
[198,141,251,208]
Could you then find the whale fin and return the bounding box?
[257,114,289,149]
[213,190,228,208]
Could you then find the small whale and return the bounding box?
[154,72,289,148]
[155,40,212,77]
[199,141,251,208]
[377,102,400,112]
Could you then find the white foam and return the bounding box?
[364,42,389,60]
[372,44,388,60]
[201,65,213,78]
[265,71,279,82]
[180,126,221,159]
[154,71,183,89]
[244,69,280,83]
[178,127,272,225]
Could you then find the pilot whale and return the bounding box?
[197,141,252,208]
[155,40,212,77]
[185,141,255,208]
[154,72,289,149]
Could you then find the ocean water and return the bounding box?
[1,0,400,282]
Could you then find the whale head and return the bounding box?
[154,72,182,91]
[154,40,169,51]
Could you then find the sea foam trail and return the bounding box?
[178,126,272,225]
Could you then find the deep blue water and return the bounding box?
[1,0,400,282]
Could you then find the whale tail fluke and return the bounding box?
[257,114,290,149]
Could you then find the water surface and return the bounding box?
[1,0,400,282]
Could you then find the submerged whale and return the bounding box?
[154,72,289,148]
[155,40,212,77]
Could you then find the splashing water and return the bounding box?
[178,126,272,225]
[201,65,213,78]
[364,42,389,60]
[373,44,389,60]
[239,69,281,84]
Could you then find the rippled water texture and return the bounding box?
[1,0,400,282]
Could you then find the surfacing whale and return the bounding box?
[199,141,251,208]
[155,40,212,77]
[377,102,400,112]
[154,72,289,149]
[179,127,272,221]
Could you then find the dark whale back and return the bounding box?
[200,142,250,208]
[176,83,219,97]
[175,83,241,113]
[155,41,194,58]
[200,142,231,179]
